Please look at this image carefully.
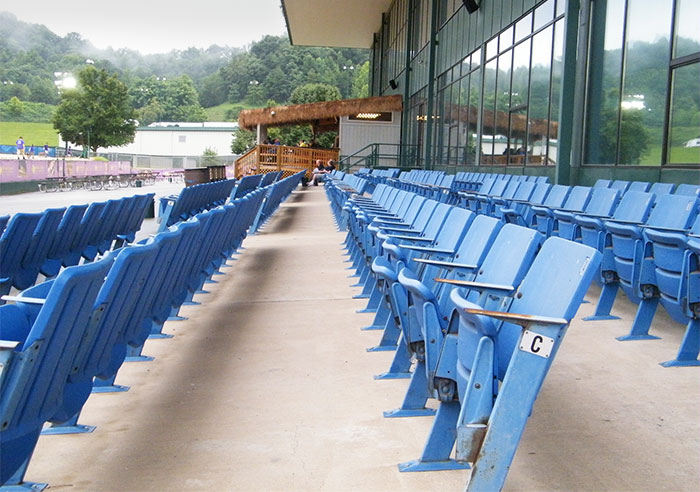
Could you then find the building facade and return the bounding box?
[284,0,699,184]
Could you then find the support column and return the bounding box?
[556,0,582,185]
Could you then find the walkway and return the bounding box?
[21,186,700,491]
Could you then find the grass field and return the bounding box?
[204,102,252,122]
[0,122,59,147]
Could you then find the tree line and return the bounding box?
[0,12,369,126]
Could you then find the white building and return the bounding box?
[60,122,238,157]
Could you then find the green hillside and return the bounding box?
[204,102,250,122]
[0,122,59,147]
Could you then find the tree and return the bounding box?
[53,66,136,151]
[351,61,370,98]
[202,147,220,166]
[289,83,341,105]
[231,126,255,154]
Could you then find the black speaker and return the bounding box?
[389,79,398,90]
[463,0,480,13]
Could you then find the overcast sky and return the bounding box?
[4,0,288,54]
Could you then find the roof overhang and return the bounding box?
[238,95,403,131]
[281,0,392,48]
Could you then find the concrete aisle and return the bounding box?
[23,186,700,491]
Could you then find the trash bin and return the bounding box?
[146,197,155,219]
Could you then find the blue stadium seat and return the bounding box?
[15,208,65,290]
[40,204,87,278]
[553,187,620,240]
[605,194,699,342]
[0,212,43,298]
[531,186,590,237]
[387,223,542,423]
[0,257,112,487]
[639,212,700,366]
[401,237,600,490]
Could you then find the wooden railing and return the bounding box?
[235,145,340,180]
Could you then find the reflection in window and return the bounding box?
[482,59,498,158]
[667,63,700,164]
[467,70,481,165]
[585,0,625,165]
[620,0,672,165]
[515,13,532,43]
[674,0,700,59]
[548,20,564,166]
[529,26,553,165]
[534,0,555,32]
[510,40,531,163]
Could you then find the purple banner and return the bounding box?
[0,159,132,183]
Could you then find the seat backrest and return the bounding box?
[0,212,42,278]
[511,181,536,201]
[74,201,107,252]
[611,190,655,222]
[646,194,700,230]
[610,180,630,193]
[501,180,521,200]
[594,179,612,188]
[466,224,544,305]
[0,215,9,236]
[584,187,621,216]
[1,256,112,426]
[78,241,160,381]
[419,202,452,240]
[528,183,551,204]
[674,184,700,197]
[476,177,496,194]
[487,178,509,198]
[459,237,600,381]
[22,207,65,269]
[648,182,675,196]
[542,184,570,208]
[428,207,474,253]
[627,181,651,192]
[47,204,87,260]
[561,186,592,212]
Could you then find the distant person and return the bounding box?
[309,160,329,186]
[28,145,35,158]
[273,138,282,146]
[43,143,50,156]
[16,136,25,159]
[326,159,336,172]
[66,145,72,158]
[298,139,309,148]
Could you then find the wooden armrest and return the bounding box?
[413,258,478,269]
[0,340,21,350]
[640,224,688,233]
[434,279,514,292]
[463,308,568,326]
[391,235,433,242]
[1,295,46,305]
[404,245,455,254]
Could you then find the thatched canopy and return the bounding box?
[238,95,403,132]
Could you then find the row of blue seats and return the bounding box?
[249,171,304,233]
[232,171,283,200]
[157,172,285,233]
[325,171,371,226]
[0,194,154,300]
[157,178,237,231]
[0,172,302,489]
[449,176,700,366]
[335,182,601,490]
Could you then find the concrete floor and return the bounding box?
[11,186,700,491]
